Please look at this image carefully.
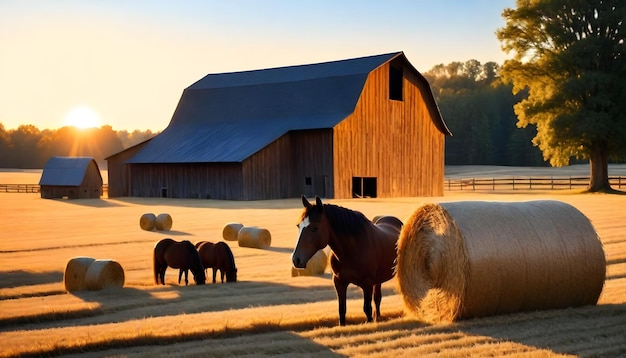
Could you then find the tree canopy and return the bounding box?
[497,0,626,191]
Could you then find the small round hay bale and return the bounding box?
[140,213,156,231]
[396,200,606,324]
[222,222,244,241]
[85,259,125,290]
[238,226,271,249]
[64,256,96,292]
[155,213,173,231]
[291,249,328,277]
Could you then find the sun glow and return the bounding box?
[63,106,100,129]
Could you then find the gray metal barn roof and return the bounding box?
[126,52,443,164]
[39,157,101,186]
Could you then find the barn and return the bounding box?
[106,51,451,200]
[39,156,103,199]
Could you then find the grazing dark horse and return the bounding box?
[196,241,238,283]
[153,238,206,285]
[292,196,402,326]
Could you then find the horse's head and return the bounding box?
[226,268,238,283]
[292,195,330,269]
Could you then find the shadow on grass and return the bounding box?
[0,270,63,289]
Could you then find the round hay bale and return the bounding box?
[155,213,173,231]
[237,226,271,249]
[64,256,96,292]
[85,259,125,290]
[396,200,606,324]
[291,249,328,277]
[222,222,244,241]
[140,213,156,231]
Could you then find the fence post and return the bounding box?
[551,177,554,190]
[472,178,476,191]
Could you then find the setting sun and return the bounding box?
[64,106,100,129]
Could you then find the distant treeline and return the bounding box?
[424,60,546,166]
[1,60,550,170]
[0,124,156,169]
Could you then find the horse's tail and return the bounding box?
[153,245,160,284]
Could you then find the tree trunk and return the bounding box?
[587,150,611,192]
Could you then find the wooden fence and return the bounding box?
[0,184,109,194]
[445,176,625,191]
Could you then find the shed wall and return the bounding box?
[333,61,445,198]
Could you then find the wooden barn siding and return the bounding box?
[107,143,147,197]
[242,129,334,200]
[333,62,445,198]
[128,163,243,200]
[289,129,334,198]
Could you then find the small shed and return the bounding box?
[39,156,103,199]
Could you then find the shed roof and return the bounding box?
[126,52,448,164]
[39,157,102,186]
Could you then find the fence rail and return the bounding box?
[0,184,109,194]
[445,176,624,191]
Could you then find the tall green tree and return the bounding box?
[497,0,626,192]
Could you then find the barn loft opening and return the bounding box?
[389,65,403,101]
[352,177,377,198]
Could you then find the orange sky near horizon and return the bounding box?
[0,0,515,132]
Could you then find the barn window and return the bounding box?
[305,177,312,185]
[352,177,377,198]
[389,65,403,101]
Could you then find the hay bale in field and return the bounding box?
[291,248,328,276]
[396,200,606,324]
[222,222,244,241]
[155,213,173,231]
[64,256,96,292]
[85,259,125,290]
[238,226,271,249]
[140,213,156,231]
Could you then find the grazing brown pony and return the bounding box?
[196,241,238,283]
[292,196,402,326]
[153,238,206,285]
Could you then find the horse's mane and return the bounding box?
[320,203,371,237]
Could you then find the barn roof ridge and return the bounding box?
[39,156,102,186]
[125,51,448,164]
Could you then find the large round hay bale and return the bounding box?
[155,213,173,231]
[140,213,156,231]
[222,222,243,241]
[396,200,606,324]
[85,259,125,290]
[237,226,271,249]
[64,256,96,292]
[291,249,328,277]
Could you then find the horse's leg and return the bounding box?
[373,283,382,321]
[333,275,348,326]
[178,269,183,285]
[212,268,217,284]
[159,266,166,285]
[362,285,374,323]
[220,269,225,283]
[184,270,189,286]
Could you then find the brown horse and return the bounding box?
[196,241,237,283]
[292,196,402,326]
[153,238,206,285]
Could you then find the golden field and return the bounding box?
[1,169,625,357]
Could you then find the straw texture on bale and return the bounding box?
[396,200,606,324]
[155,213,173,231]
[223,222,244,241]
[84,259,125,290]
[140,213,156,231]
[64,256,96,292]
[238,226,271,249]
[291,249,328,276]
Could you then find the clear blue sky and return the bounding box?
[0,0,516,132]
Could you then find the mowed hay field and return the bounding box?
[1,170,625,357]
